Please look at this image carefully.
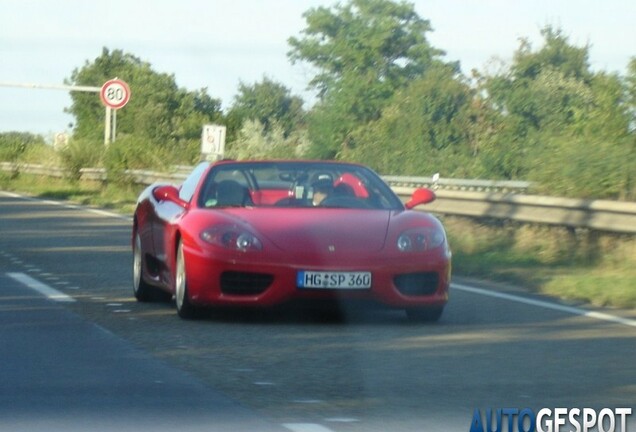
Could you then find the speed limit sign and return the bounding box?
[100,79,131,109]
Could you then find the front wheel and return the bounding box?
[175,240,198,319]
[405,306,444,323]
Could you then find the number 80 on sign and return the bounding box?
[100,79,131,109]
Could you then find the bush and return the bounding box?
[0,132,45,163]
[102,135,170,185]
[528,134,635,200]
[58,138,103,181]
[226,120,309,160]
[21,141,60,165]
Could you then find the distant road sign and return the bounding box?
[201,124,226,158]
[100,79,131,109]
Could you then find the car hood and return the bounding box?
[224,208,392,254]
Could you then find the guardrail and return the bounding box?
[77,167,190,183]
[2,162,635,234]
[390,187,636,234]
[383,175,531,193]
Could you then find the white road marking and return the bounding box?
[325,417,360,423]
[83,207,132,220]
[0,190,132,221]
[452,282,636,328]
[7,272,75,303]
[283,424,334,432]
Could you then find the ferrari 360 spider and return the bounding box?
[132,160,451,321]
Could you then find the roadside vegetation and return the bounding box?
[1,0,635,308]
[445,217,636,308]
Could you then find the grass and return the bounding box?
[0,172,142,216]
[2,171,635,309]
[540,266,636,308]
[444,216,636,309]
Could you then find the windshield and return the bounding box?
[197,161,404,210]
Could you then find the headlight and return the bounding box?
[397,227,446,252]
[201,225,262,251]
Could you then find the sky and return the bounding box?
[0,0,634,136]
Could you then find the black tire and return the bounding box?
[175,240,198,319]
[133,232,172,302]
[133,232,154,302]
[405,306,444,323]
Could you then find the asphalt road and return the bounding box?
[1,191,635,432]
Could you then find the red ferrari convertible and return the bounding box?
[132,160,451,321]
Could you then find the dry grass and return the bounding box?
[443,216,636,308]
[0,172,142,216]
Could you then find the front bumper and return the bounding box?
[183,243,451,309]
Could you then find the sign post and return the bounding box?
[201,124,226,160]
[100,79,131,145]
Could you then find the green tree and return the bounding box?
[227,77,305,140]
[226,119,309,160]
[288,0,452,158]
[342,65,475,176]
[477,26,597,179]
[66,48,223,163]
[511,26,592,82]
[626,57,636,129]
[484,27,592,132]
[476,26,635,198]
[526,71,635,199]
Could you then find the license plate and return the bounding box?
[297,271,371,289]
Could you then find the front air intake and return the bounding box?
[393,272,439,296]
[220,271,274,295]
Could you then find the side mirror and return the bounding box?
[153,185,188,208]
[404,188,436,209]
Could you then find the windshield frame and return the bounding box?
[195,160,404,210]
